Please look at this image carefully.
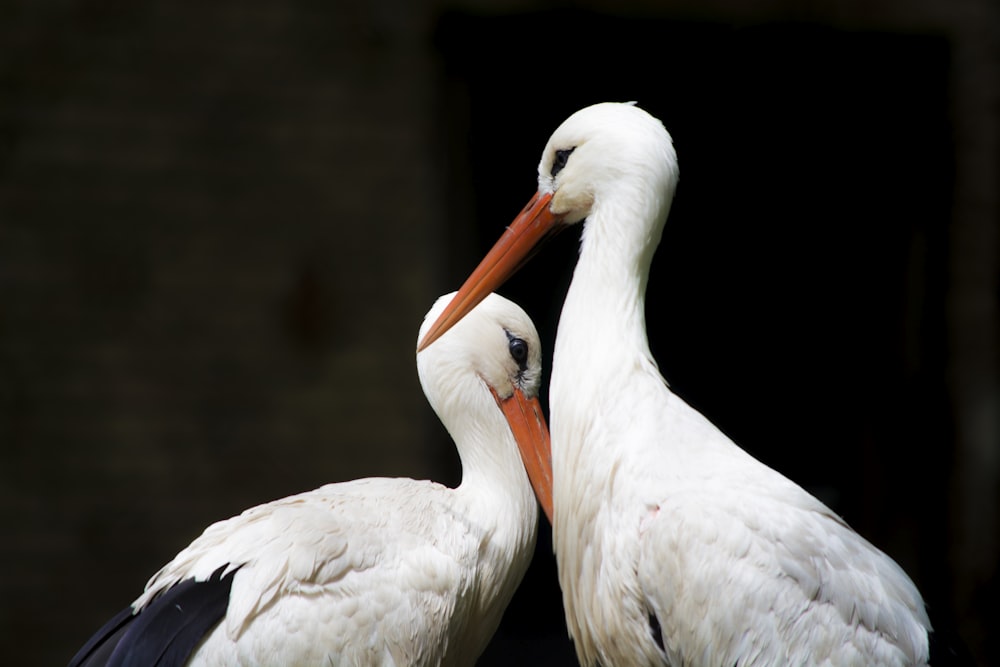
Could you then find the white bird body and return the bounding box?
[70,292,552,667]
[132,476,525,666]
[419,103,933,666]
[552,374,928,666]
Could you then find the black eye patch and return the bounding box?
[551,148,575,178]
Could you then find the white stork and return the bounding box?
[69,291,552,667]
[418,102,951,666]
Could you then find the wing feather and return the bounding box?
[639,478,930,666]
[72,477,504,665]
[68,566,236,667]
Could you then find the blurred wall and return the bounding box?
[1,1,995,665]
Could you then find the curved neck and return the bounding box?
[553,192,669,385]
[449,391,537,529]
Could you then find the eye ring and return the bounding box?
[509,338,528,364]
[506,334,529,371]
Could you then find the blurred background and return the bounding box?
[1,0,996,665]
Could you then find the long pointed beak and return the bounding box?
[492,385,553,523]
[418,191,562,352]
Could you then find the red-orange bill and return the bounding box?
[492,385,553,523]
[417,191,563,352]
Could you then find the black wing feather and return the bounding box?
[68,606,136,667]
[68,565,238,667]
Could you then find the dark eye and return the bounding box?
[507,335,529,371]
[551,148,575,178]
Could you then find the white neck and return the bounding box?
[449,394,538,641]
[420,353,538,534]
[551,184,672,412]
[451,398,537,528]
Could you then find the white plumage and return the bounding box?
[71,292,551,667]
[419,102,933,666]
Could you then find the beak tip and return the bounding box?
[417,324,445,353]
[418,189,557,360]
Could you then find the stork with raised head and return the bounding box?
[69,291,552,667]
[419,102,943,666]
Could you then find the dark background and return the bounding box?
[1,1,996,665]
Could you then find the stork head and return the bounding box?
[418,102,677,352]
[417,292,553,522]
[538,101,676,226]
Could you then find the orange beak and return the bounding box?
[417,191,563,352]
[419,189,563,522]
[491,385,553,523]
